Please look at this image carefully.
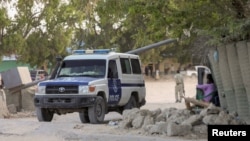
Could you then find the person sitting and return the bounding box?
[196,73,217,102]
[183,73,219,110]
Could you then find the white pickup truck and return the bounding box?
[34,49,146,124]
[186,65,211,77]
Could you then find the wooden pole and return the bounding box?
[7,79,46,94]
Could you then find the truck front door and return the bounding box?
[107,60,121,105]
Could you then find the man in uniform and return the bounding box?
[174,70,185,103]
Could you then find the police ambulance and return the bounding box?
[34,49,146,124]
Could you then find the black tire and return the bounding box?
[79,111,90,123]
[36,107,54,122]
[88,96,106,124]
[124,95,138,110]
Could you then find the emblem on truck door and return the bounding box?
[58,87,66,93]
[112,79,118,93]
[108,79,121,104]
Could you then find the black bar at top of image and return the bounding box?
[208,125,250,140]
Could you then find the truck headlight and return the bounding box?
[79,85,96,94]
[37,86,46,94]
[79,86,89,94]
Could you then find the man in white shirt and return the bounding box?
[174,70,185,103]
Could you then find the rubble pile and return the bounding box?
[118,104,247,138]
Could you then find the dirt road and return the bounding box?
[0,77,206,141]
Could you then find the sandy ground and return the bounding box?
[0,76,206,141]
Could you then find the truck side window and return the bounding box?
[120,58,131,74]
[108,60,118,79]
[131,58,142,74]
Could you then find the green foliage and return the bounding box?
[2,33,26,55]
[1,0,82,69]
[0,8,11,56]
[0,0,249,68]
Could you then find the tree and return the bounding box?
[92,0,172,64]
[0,5,12,57]
[1,0,87,70]
[1,0,249,69]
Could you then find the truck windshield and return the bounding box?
[57,59,106,78]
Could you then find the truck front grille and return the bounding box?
[46,85,78,94]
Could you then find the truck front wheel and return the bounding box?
[36,108,54,122]
[79,110,90,123]
[88,96,105,124]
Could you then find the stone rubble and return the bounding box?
[118,104,247,138]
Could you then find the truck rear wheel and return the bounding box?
[124,95,138,110]
[88,96,105,124]
[79,111,90,123]
[36,108,54,122]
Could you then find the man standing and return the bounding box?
[170,64,175,75]
[174,70,185,103]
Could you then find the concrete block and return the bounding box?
[7,104,17,114]
[21,86,35,111]
[1,67,32,89]
[6,91,22,112]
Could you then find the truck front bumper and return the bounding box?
[34,95,97,109]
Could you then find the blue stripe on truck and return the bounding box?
[121,83,145,87]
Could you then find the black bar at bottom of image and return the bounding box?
[208,125,250,140]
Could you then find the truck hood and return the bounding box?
[38,77,102,86]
